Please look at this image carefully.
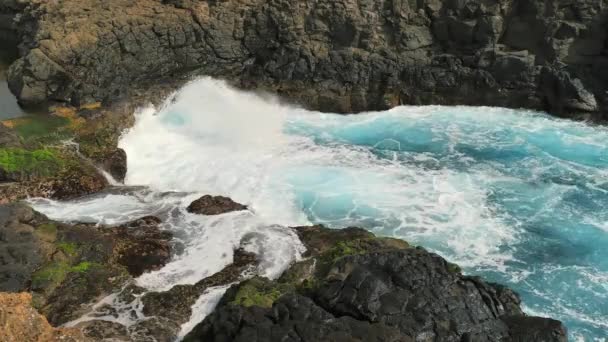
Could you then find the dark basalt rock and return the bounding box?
[101,148,127,183]
[108,216,172,277]
[187,195,247,215]
[184,226,567,342]
[77,248,258,341]
[49,164,109,200]
[141,248,257,325]
[0,203,173,325]
[3,0,608,120]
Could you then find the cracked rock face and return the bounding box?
[2,0,607,119]
[184,227,568,342]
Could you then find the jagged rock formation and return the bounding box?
[2,0,607,119]
[184,225,568,342]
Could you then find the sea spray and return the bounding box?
[31,77,608,340]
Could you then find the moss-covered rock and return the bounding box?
[227,277,293,308]
[0,101,134,203]
[0,148,64,181]
[218,226,413,313]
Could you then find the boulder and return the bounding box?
[101,148,127,183]
[186,195,247,215]
[541,67,599,114]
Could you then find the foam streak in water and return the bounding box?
[31,77,608,340]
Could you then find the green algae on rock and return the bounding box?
[228,277,292,309]
[0,148,63,181]
[0,203,173,325]
[184,225,567,342]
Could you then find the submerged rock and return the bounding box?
[187,195,247,215]
[184,226,567,342]
[0,292,89,342]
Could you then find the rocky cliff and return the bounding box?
[2,0,607,119]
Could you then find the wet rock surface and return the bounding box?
[0,204,567,341]
[187,195,248,215]
[2,0,608,120]
[100,148,127,183]
[185,226,567,342]
[0,203,172,326]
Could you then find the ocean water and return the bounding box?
[30,78,608,340]
[0,46,26,120]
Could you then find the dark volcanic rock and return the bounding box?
[49,164,108,200]
[187,195,247,215]
[0,203,173,325]
[108,216,172,277]
[184,226,567,342]
[77,248,257,341]
[141,248,257,325]
[3,0,608,120]
[101,148,127,183]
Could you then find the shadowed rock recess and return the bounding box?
[1,0,607,119]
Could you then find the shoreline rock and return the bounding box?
[185,225,568,342]
[186,195,248,215]
[0,203,173,326]
[2,0,607,120]
[0,204,568,341]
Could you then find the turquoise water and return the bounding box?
[34,80,607,340]
[283,106,608,340]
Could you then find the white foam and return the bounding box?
[28,77,608,340]
[177,285,231,340]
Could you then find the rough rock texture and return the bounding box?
[184,226,567,342]
[70,248,258,341]
[0,203,172,325]
[0,124,22,149]
[0,292,89,342]
[3,0,608,119]
[187,195,248,215]
[101,148,127,183]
